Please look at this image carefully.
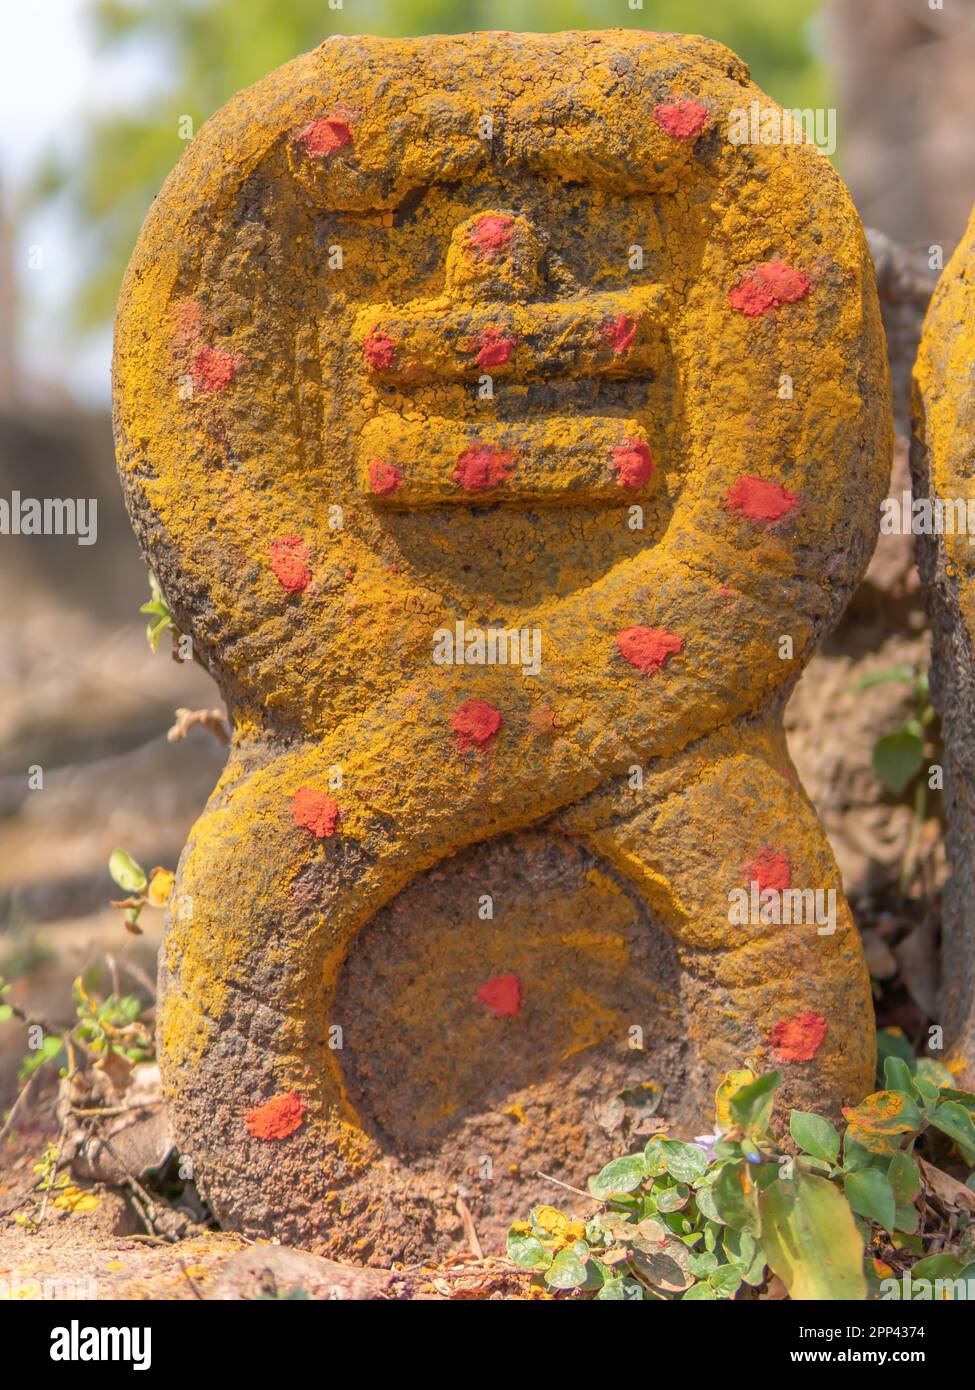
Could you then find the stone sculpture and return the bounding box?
[113,31,892,1259]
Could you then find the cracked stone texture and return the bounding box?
[112,31,891,1261]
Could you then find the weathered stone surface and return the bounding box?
[113,31,891,1261]
[912,204,975,1088]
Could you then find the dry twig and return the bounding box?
[167,707,229,746]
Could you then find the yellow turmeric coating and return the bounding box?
[113,30,890,1259]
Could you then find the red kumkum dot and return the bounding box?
[245,1091,306,1140]
[369,459,403,495]
[292,115,352,158]
[611,438,654,488]
[616,626,683,675]
[741,846,791,893]
[474,327,516,368]
[452,445,516,491]
[768,1011,827,1063]
[476,973,522,1017]
[269,534,311,593]
[468,214,514,259]
[290,787,340,838]
[363,327,396,371]
[724,476,800,524]
[652,99,709,140]
[729,260,811,318]
[451,698,503,751]
[190,345,241,394]
[603,314,637,356]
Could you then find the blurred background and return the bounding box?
[2,0,974,1104]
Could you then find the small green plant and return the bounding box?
[18,1033,65,1081]
[0,966,154,1090]
[8,1142,72,1230]
[108,849,174,934]
[0,971,68,1082]
[858,666,934,797]
[857,666,939,889]
[32,1140,70,1194]
[140,572,176,653]
[72,976,153,1067]
[507,1058,975,1300]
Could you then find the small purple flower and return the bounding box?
[693,1128,722,1161]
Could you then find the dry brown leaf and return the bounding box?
[919,1157,975,1212]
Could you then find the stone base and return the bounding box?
[333,829,705,1256]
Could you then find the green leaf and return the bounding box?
[842,1135,880,1172]
[659,1139,709,1183]
[910,1253,962,1281]
[894,1204,919,1235]
[709,1264,743,1298]
[873,728,924,795]
[723,1228,766,1285]
[654,1183,690,1213]
[888,1150,921,1206]
[758,1173,866,1301]
[141,573,175,652]
[931,1101,975,1164]
[729,1070,781,1135]
[595,1276,644,1301]
[643,1136,668,1177]
[790,1109,840,1164]
[883,1056,917,1097]
[147,617,167,652]
[915,1058,955,1090]
[711,1161,761,1234]
[940,1087,975,1109]
[844,1169,896,1234]
[589,1153,647,1199]
[694,1184,722,1223]
[913,1076,942,1108]
[108,849,147,894]
[688,1250,718,1277]
[876,1029,916,1072]
[579,1257,606,1293]
[681,1281,716,1300]
[798,1155,835,1175]
[18,1033,64,1080]
[544,1245,589,1290]
[855,665,916,691]
[0,1004,13,1024]
[506,1230,549,1271]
